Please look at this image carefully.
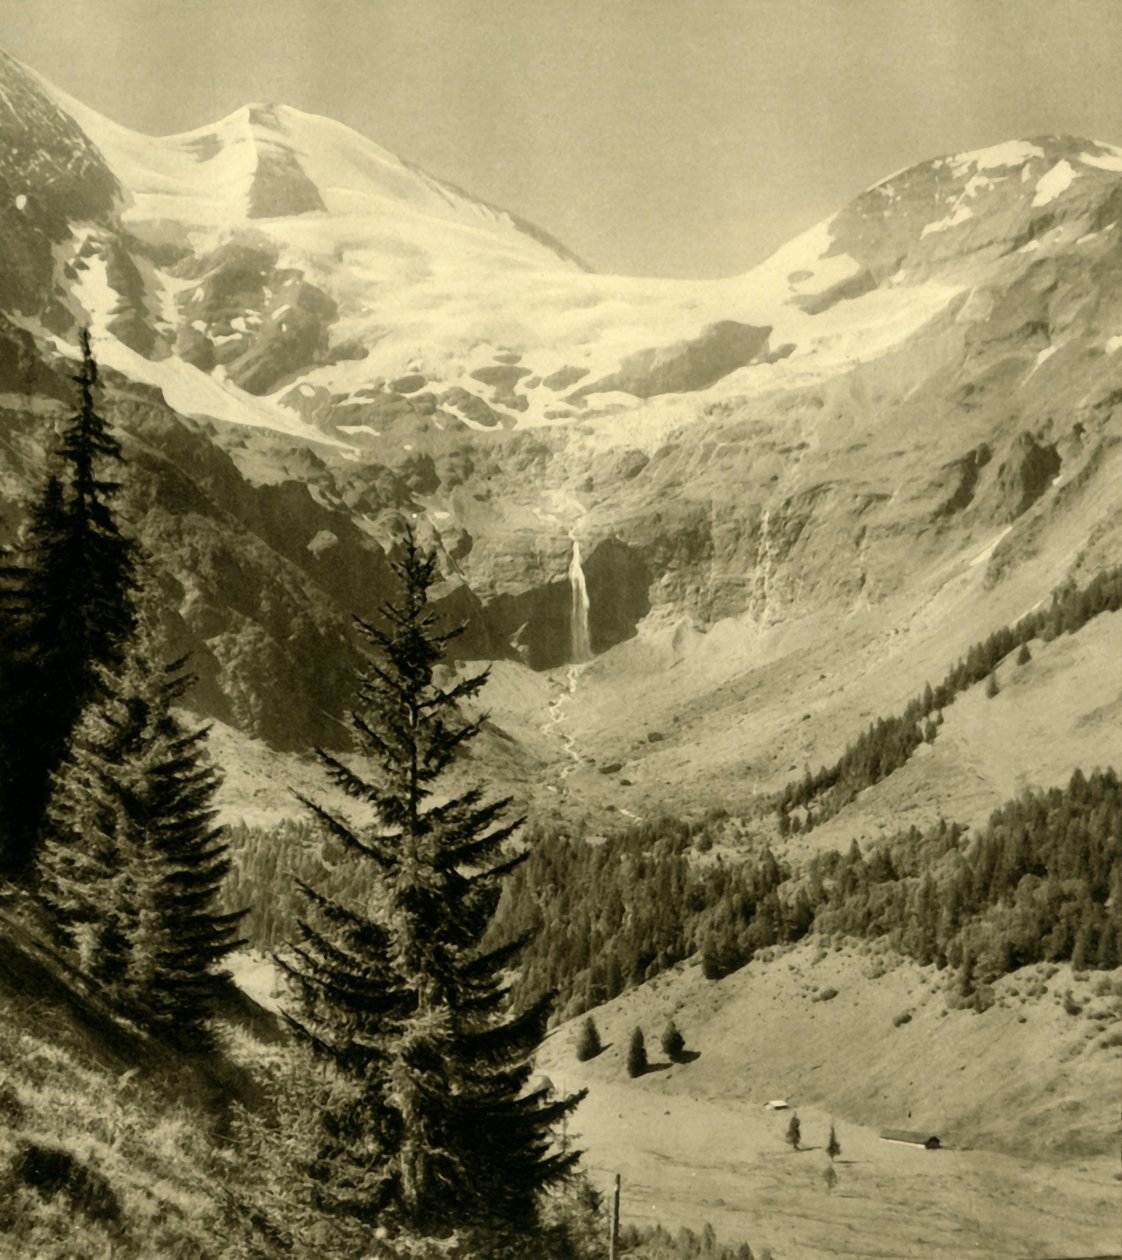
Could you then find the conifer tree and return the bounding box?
[786,1113,801,1150]
[626,1027,647,1078]
[282,531,583,1237]
[38,615,243,1052]
[826,1121,841,1161]
[575,1016,603,1062]
[0,330,136,880]
[661,1019,685,1062]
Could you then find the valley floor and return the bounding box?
[563,1082,1117,1260]
[537,941,1122,1260]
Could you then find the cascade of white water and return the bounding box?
[567,536,592,662]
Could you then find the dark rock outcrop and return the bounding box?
[574,320,772,400]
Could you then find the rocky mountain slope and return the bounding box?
[0,49,1119,813]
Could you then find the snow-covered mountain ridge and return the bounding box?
[5,49,1121,449]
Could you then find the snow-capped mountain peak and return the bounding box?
[2,51,1120,452]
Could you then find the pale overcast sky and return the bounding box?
[3,0,1120,278]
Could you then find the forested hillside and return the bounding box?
[226,765,1120,1025]
[776,566,1122,832]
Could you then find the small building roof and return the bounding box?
[880,1129,940,1148]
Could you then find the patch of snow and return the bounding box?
[58,322,353,450]
[337,423,381,436]
[69,247,121,327]
[962,174,994,197]
[1019,240,1041,253]
[773,222,862,296]
[1074,220,1115,244]
[969,525,1013,568]
[1079,147,1122,173]
[1105,335,1122,354]
[951,140,1045,173]
[299,383,317,396]
[190,319,207,333]
[272,303,291,320]
[1033,160,1078,207]
[1025,345,1057,380]
[921,202,974,237]
[230,315,247,333]
[14,193,27,210]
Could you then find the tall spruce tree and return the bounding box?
[38,615,244,1053]
[282,532,584,1237]
[0,330,135,880]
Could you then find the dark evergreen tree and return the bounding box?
[38,617,244,1052]
[0,330,136,880]
[626,1027,648,1078]
[826,1121,841,1161]
[661,1019,685,1062]
[785,1114,801,1150]
[1016,642,1032,666]
[985,671,1000,699]
[575,1016,603,1062]
[282,531,583,1237]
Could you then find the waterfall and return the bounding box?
[567,536,592,662]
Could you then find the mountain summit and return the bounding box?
[4,50,1121,447]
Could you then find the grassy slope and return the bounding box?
[0,920,257,1258]
[537,941,1121,1260]
[793,609,1122,855]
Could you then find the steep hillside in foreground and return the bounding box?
[536,942,1121,1260]
[0,904,284,1258]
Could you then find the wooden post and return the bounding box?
[608,1172,620,1260]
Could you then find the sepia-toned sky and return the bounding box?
[4,0,1121,278]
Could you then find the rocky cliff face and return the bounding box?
[0,51,1119,785]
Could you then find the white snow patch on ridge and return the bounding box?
[1105,335,1122,354]
[922,202,974,237]
[737,219,862,300]
[57,320,354,450]
[951,140,1045,173]
[1079,144,1122,173]
[963,174,995,197]
[1025,345,1057,379]
[1033,160,1078,207]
